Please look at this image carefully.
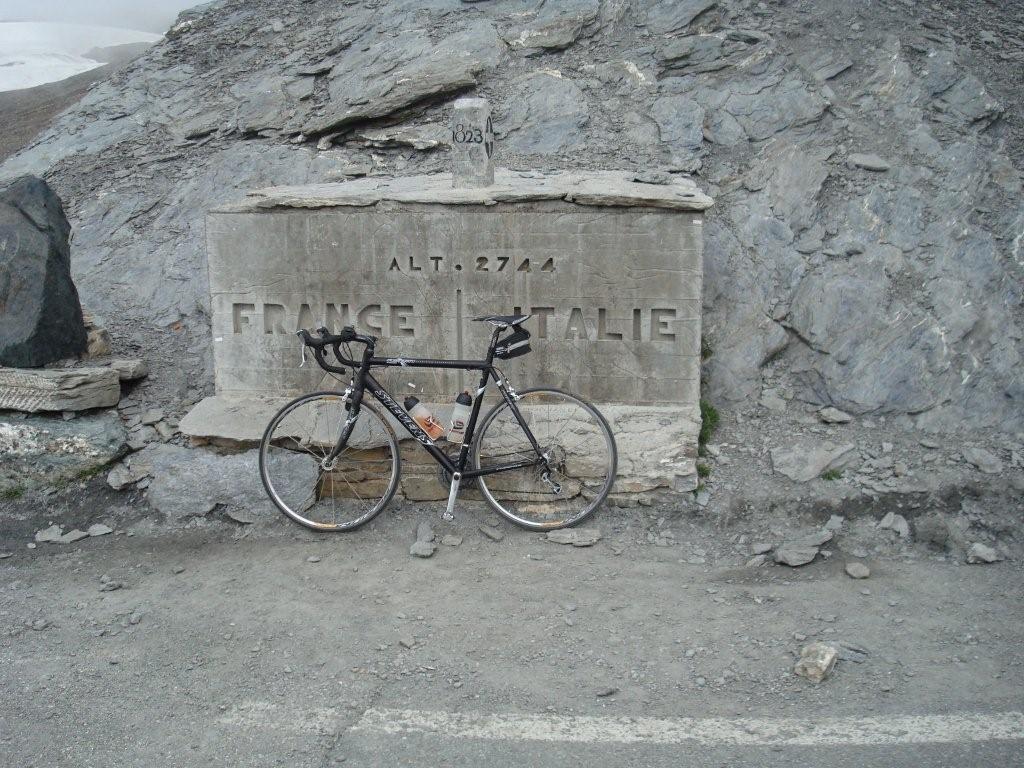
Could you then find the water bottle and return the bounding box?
[403,396,445,441]
[447,392,473,443]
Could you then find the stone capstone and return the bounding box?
[0,411,127,495]
[0,367,121,412]
[0,175,87,367]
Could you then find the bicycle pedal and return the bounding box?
[441,511,454,522]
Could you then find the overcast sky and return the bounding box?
[0,0,201,33]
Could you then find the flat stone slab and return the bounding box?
[0,367,120,412]
[178,395,291,446]
[229,169,713,212]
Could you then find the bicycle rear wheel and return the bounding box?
[472,388,616,530]
[259,392,400,531]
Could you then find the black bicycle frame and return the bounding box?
[315,327,545,479]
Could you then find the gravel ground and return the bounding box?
[2,496,1021,767]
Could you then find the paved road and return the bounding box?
[2,506,1022,766]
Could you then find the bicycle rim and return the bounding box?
[259,393,400,531]
[472,388,616,530]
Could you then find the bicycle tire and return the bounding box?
[471,387,617,530]
[259,392,401,531]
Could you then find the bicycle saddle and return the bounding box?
[472,314,531,328]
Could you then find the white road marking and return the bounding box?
[352,708,1024,746]
[220,701,1024,746]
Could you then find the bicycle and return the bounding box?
[258,315,617,532]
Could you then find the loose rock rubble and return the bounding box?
[794,642,839,683]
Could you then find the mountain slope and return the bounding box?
[1,0,1021,433]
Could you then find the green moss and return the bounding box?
[821,468,843,481]
[698,399,719,448]
[696,461,711,478]
[700,335,714,361]
[1,486,25,500]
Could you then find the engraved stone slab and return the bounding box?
[190,171,710,492]
[0,367,120,412]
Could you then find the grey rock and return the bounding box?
[306,555,321,563]
[845,562,870,579]
[409,541,436,558]
[966,543,1002,564]
[0,368,120,412]
[0,176,87,367]
[440,534,463,547]
[503,0,598,52]
[58,529,90,544]
[774,546,819,567]
[824,515,845,532]
[398,636,416,649]
[837,643,869,664]
[750,542,773,555]
[479,524,504,542]
[770,442,856,482]
[146,445,274,524]
[914,513,950,549]
[595,686,619,697]
[645,0,717,34]
[106,451,155,489]
[745,554,768,568]
[962,447,1002,474]
[410,521,437,558]
[878,512,911,539]
[141,409,164,426]
[651,95,705,168]
[416,521,435,543]
[848,153,891,172]
[546,528,602,547]
[34,524,63,543]
[1,411,127,495]
[500,72,589,155]
[108,359,148,381]
[87,523,113,537]
[818,407,853,424]
[304,22,502,136]
[225,508,257,525]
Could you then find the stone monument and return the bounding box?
[181,100,712,498]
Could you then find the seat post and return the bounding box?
[485,327,502,362]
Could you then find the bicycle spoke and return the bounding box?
[260,395,398,531]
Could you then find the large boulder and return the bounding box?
[0,176,87,367]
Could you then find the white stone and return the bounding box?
[794,642,839,683]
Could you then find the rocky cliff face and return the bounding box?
[1,0,1021,433]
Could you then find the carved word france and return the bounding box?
[230,302,681,342]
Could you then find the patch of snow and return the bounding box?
[0,22,161,92]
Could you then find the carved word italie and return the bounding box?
[231,302,681,342]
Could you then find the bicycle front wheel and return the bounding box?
[259,392,400,531]
[472,388,617,530]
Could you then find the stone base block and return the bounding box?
[180,395,698,497]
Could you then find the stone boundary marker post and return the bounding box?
[183,161,713,499]
[450,97,494,187]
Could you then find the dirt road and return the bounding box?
[2,501,1022,767]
